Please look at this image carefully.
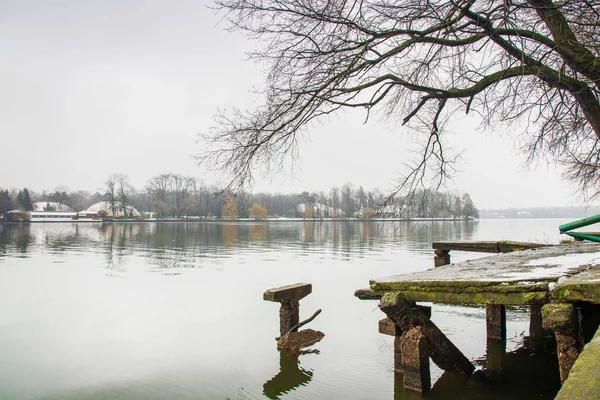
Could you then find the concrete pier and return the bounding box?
[357,242,600,395]
[432,240,548,267]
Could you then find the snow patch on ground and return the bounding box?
[502,253,600,279]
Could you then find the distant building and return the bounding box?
[30,211,78,222]
[86,201,141,218]
[77,211,101,220]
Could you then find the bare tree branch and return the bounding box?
[197,0,600,200]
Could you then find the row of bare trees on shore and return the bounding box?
[1,174,478,219]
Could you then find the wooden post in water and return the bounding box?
[542,303,584,383]
[264,283,312,337]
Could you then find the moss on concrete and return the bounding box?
[374,290,547,305]
[370,280,549,294]
[555,326,600,400]
[542,303,575,330]
[553,283,600,304]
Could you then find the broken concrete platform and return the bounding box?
[357,242,600,395]
[366,242,600,305]
[432,240,548,253]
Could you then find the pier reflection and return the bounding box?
[263,350,315,399]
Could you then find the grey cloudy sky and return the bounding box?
[0,0,593,209]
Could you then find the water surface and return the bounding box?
[0,220,568,399]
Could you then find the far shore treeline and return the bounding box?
[0,173,478,220]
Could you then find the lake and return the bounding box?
[0,219,570,399]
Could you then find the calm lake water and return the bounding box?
[0,220,571,399]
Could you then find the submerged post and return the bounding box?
[485,304,506,381]
[542,303,584,383]
[529,303,544,351]
[434,249,451,267]
[264,283,312,337]
[379,305,431,374]
[401,327,431,394]
[380,292,474,394]
[379,318,403,373]
[486,304,506,342]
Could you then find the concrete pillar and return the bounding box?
[542,303,584,383]
[380,293,474,377]
[394,336,403,373]
[264,283,312,337]
[401,327,431,394]
[279,300,300,337]
[484,304,506,381]
[485,337,505,381]
[379,305,432,374]
[434,249,451,267]
[529,303,544,351]
[379,317,403,373]
[486,304,506,341]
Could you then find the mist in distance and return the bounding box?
[0,0,592,209]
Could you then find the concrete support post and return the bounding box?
[279,300,300,337]
[379,305,432,374]
[484,304,506,381]
[529,303,544,351]
[542,303,584,383]
[379,317,403,373]
[401,327,431,394]
[380,293,474,377]
[434,249,451,267]
[485,337,505,382]
[394,336,403,373]
[486,304,506,341]
[264,283,312,338]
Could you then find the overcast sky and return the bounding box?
[0,0,595,209]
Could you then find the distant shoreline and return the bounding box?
[1,217,479,224]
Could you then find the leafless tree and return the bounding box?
[146,174,197,218]
[198,0,600,201]
[105,174,118,216]
[117,174,133,217]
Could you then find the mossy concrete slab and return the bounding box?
[367,243,600,305]
[432,240,548,253]
[397,289,548,305]
[541,303,576,331]
[552,267,600,304]
[555,326,600,400]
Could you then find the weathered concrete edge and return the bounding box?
[263,283,312,302]
[370,280,550,294]
[355,288,381,300]
[555,325,600,400]
[357,289,547,305]
[432,240,549,253]
[553,283,600,304]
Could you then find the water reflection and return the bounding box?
[263,350,314,399]
[0,221,480,265]
[0,220,571,400]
